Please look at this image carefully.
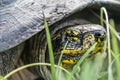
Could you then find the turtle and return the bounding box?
[0,0,120,80]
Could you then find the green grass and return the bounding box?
[43,13,56,80]
[0,7,120,80]
[110,20,120,80]
[100,7,113,80]
[100,7,120,80]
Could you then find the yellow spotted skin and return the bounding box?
[51,25,106,69]
[62,60,77,68]
[73,37,79,41]
[61,49,80,55]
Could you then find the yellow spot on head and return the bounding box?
[66,29,71,34]
[73,37,79,41]
[62,60,77,68]
[61,49,80,56]
[73,31,79,35]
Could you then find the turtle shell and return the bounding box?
[1,0,120,52]
[0,0,93,52]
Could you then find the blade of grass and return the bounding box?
[110,19,120,80]
[43,13,56,80]
[3,63,75,80]
[109,25,120,41]
[57,41,68,66]
[56,41,68,80]
[110,19,119,55]
[100,7,113,80]
[0,76,6,80]
[100,8,104,26]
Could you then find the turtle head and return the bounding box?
[51,24,106,68]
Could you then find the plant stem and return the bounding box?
[43,13,56,80]
[100,7,113,80]
[3,63,75,80]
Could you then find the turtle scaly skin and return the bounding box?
[0,44,24,75]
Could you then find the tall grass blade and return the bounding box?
[110,19,120,80]
[100,7,113,80]
[109,25,120,41]
[43,13,56,80]
[3,63,74,80]
[56,41,68,80]
[57,41,68,66]
[100,8,104,26]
